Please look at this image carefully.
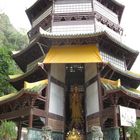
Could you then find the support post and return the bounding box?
[29,98,34,128]
[97,64,103,128]
[113,105,118,127]
[29,109,33,128]
[45,65,51,126]
[17,119,22,140]
[45,87,48,126]
[122,126,127,140]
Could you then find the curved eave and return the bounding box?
[104,88,140,101]
[111,0,125,22]
[39,29,139,54]
[26,0,41,24]
[9,64,48,90]
[12,42,49,72]
[111,0,124,8]
[100,63,140,88]
[103,33,139,69]
[25,0,52,24]
[0,91,39,105]
[37,30,139,69]
[104,32,139,56]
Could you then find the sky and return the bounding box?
[0,0,140,73]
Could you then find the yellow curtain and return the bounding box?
[43,45,102,64]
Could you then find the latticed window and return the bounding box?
[54,0,92,13]
[100,51,125,71]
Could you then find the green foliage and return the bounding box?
[0,13,28,96]
[0,47,17,96]
[0,13,28,50]
[127,120,140,140]
[0,120,17,140]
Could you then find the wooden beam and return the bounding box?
[0,107,31,120]
[85,75,98,88]
[103,68,112,78]
[33,108,46,117]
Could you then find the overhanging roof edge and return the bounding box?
[39,29,139,55]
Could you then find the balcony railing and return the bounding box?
[27,15,51,40]
[27,56,45,72]
[95,20,121,41]
[32,6,52,27]
[93,0,119,24]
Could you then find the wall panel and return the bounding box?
[85,63,97,83]
[51,64,65,83]
[49,82,64,116]
[86,81,99,116]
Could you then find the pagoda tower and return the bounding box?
[0,0,140,140]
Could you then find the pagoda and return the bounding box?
[0,0,140,140]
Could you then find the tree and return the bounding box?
[127,120,140,140]
[0,120,17,140]
[0,13,28,50]
[0,13,27,96]
[0,47,16,96]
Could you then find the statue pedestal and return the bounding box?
[90,126,103,140]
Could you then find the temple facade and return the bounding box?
[0,0,140,140]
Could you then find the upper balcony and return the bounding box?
[27,15,51,40]
[54,0,92,14]
[26,0,52,25]
[32,6,52,28]
[93,0,119,25]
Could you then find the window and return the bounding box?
[54,0,92,13]
[100,51,125,71]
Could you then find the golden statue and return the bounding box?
[70,85,83,128]
[66,128,81,140]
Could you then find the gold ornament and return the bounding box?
[66,128,81,140]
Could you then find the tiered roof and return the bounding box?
[0,79,48,105]
[13,30,139,71]
[9,64,48,90]
[101,78,140,100]
[100,63,140,88]
[12,42,49,72]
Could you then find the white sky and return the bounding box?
[0,0,140,73]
